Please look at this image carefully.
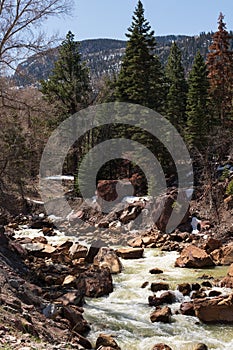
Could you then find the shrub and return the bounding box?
[226,179,233,196]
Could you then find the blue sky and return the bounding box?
[45,0,233,41]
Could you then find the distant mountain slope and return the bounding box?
[13,32,233,87]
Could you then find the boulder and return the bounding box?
[152,189,190,233]
[151,344,172,350]
[85,239,107,263]
[69,243,88,260]
[211,243,233,265]
[193,294,233,323]
[62,305,90,334]
[141,281,149,288]
[94,247,123,274]
[97,179,133,203]
[148,291,175,307]
[76,334,92,349]
[192,344,208,350]
[128,237,143,248]
[62,275,77,287]
[177,283,191,296]
[142,236,157,246]
[203,238,222,253]
[120,204,142,224]
[151,282,169,292]
[180,302,195,316]
[21,242,56,258]
[191,291,207,299]
[56,291,85,306]
[149,268,163,274]
[116,248,144,259]
[150,306,172,323]
[220,263,233,288]
[80,265,113,297]
[175,245,215,268]
[95,333,121,349]
[209,290,222,297]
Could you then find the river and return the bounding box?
[84,248,233,350]
[15,228,233,350]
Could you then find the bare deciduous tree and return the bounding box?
[0,0,73,73]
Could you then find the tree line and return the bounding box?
[0,0,232,209]
[41,1,233,190]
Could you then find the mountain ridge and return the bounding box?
[13,32,233,87]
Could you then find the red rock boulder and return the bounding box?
[193,294,233,323]
[175,245,215,268]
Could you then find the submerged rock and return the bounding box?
[192,343,208,350]
[149,267,163,274]
[148,291,176,306]
[95,333,121,349]
[151,344,172,350]
[150,306,172,323]
[151,282,169,292]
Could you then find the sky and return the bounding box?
[44,0,233,42]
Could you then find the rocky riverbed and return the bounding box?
[0,184,232,349]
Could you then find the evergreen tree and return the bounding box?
[165,42,187,132]
[186,51,210,148]
[114,0,165,112]
[206,13,233,123]
[41,31,91,117]
[41,31,92,175]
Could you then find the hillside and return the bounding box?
[14,32,227,87]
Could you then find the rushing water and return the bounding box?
[15,228,233,350]
[84,249,233,350]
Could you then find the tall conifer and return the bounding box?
[115,0,165,112]
[206,13,233,123]
[186,51,210,148]
[165,42,187,132]
[41,31,91,117]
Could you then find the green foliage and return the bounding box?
[186,51,210,148]
[40,31,91,117]
[220,167,231,181]
[226,179,233,195]
[114,0,165,112]
[165,42,187,132]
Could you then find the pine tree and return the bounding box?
[165,42,187,132]
[41,31,92,175]
[206,13,233,123]
[41,31,91,117]
[186,51,210,148]
[114,0,165,112]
